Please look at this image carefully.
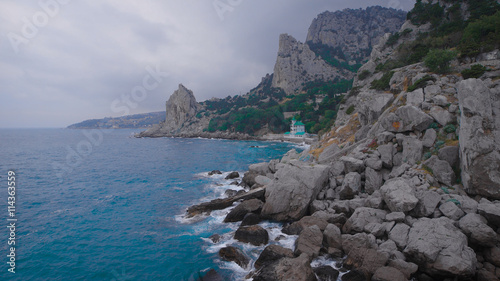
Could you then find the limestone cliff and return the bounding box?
[163,84,201,134]
[272,7,406,95]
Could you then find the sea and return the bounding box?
[0,128,325,281]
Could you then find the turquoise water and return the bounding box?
[0,129,299,280]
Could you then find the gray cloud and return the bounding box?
[0,0,415,128]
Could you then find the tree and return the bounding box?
[424,49,457,73]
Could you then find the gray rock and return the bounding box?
[484,247,500,267]
[338,172,361,200]
[372,267,406,281]
[380,178,418,213]
[411,191,441,217]
[341,233,377,254]
[253,253,316,281]
[309,200,327,213]
[389,163,410,179]
[219,246,249,269]
[388,223,410,249]
[407,88,424,107]
[404,217,477,276]
[432,95,448,107]
[364,157,383,171]
[458,79,500,199]
[255,175,272,186]
[318,143,341,164]
[325,188,336,200]
[422,129,437,148]
[388,260,418,279]
[313,266,339,281]
[379,239,398,255]
[365,167,383,194]
[282,216,328,235]
[344,248,389,277]
[381,105,434,133]
[377,131,395,144]
[386,212,405,222]
[378,144,394,168]
[424,85,441,97]
[340,156,365,173]
[438,146,459,168]
[343,207,387,234]
[234,225,269,246]
[254,245,294,269]
[393,152,403,167]
[478,199,500,227]
[429,106,454,126]
[438,201,465,221]
[423,156,456,187]
[224,199,263,222]
[330,161,345,177]
[348,198,366,210]
[249,162,271,176]
[294,225,323,258]
[330,200,350,214]
[323,223,342,250]
[358,92,395,126]
[261,162,330,221]
[402,136,423,165]
[458,213,497,247]
[364,222,386,237]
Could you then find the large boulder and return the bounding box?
[253,253,316,281]
[423,155,456,187]
[388,223,410,249]
[323,223,342,250]
[294,225,323,258]
[438,146,460,168]
[219,246,249,269]
[458,213,497,247]
[358,92,395,126]
[380,178,418,213]
[254,245,294,269]
[224,199,263,222]
[343,207,387,234]
[338,172,362,200]
[411,190,441,217]
[458,79,500,199]
[404,217,477,277]
[234,225,269,246]
[377,144,394,168]
[261,162,329,221]
[365,167,383,194]
[344,247,390,278]
[402,136,423,166]
[381,105,434,133]
[477,198,500,227]
[429,106,454,126]
[372,267,406,281]
[249,162,271,175]
[282,216,328,235]
[340,156,365,173]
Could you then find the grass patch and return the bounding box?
[370,71,395,91]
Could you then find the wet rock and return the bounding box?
[224,199,263,223]
[344,247,389,277]
[484,247,500,267]
[208,170,222,176]
[313,266,339,281]
[219,246,249,269]
[242,171,258,187]
[341,269,366,281]
[240,213,261,226]
[225,171,240,180]
[234,225,269,246]
[372,266,406,281]
[209,234,221,243]
[254,245,294,269]
[253,253,316,281]
[200,269,223,281]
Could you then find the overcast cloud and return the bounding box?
[0,0,415,128]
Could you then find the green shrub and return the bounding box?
[443,124,457,133]
[424,49,457,73]
[408,75,436,92]
[346,105,355,115]
[407,0,445,27]
[386,32,400,46]
[428,122,439,130]
[461,64,487,79]
[358,70,371,80]
[370,71,395,91]
[459,10,500,57]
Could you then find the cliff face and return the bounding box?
[271,34,345,95]
[271,6,406,95]
[306,6,407,64]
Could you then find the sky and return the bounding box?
[0,0,415,128]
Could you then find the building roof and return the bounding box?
[295,132,306,135]
[294,121,305,126]
[284,132,291,135]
